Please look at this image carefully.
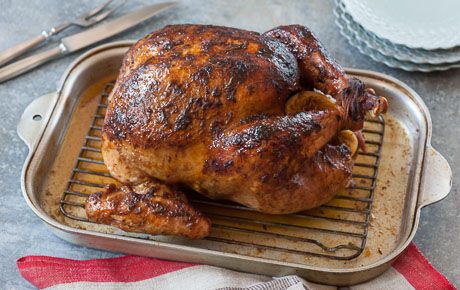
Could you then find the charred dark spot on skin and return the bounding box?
[224,160,234,168]
[226,94,236,102]
[174,108,191,130]
[219,113,322,153]
[259,36,300,88]
[272,165,290,182]
[337,143,351,156]
[211,88,221,97]
[185,54,195,61]
[122,191,140,211]
[151,39,175,56]
[144,186,159,198]
[222,124,274,149]
[214,97,222,106]
[169,82,184,96]
[210,120,224,137]
[246,84,256,95]
[203,158,234,174]
[260,174,269,183]
[240,113,269,124]
[191,65,213,83]
[86,191,103,207]
[146,201,166,214]
[201,40,212,51]
[157,108,168,124]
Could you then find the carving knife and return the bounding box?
[0,2,177,83]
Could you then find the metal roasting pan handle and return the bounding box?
[17,92,58,151]
[418,146,452,208]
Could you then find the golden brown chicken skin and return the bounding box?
[86,179,211,239]
[100,24,387,215]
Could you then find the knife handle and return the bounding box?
[0,33,50,67]
[0,21,74,67]
[0,44,65,83]
[0,21,73,67]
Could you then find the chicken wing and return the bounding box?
[86,179,211,239]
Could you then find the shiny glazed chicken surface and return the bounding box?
[98,24,387,221]
[86,179,211,239]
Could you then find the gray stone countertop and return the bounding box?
[1,0,458,288]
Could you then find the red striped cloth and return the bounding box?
[17,243,455,290]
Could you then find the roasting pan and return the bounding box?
[18,41,452,286]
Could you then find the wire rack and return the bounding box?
[60,81,385,261]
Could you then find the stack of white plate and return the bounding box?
[334,0,460,72]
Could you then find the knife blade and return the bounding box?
[0,2,177,83]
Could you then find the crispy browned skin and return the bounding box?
[263,25,348,97]
[85,179,211,239]
[101,24,386,214]
[264,25,387,131]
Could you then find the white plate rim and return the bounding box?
[342,0,460,50]
[334,5,460,72]
[337,1,460,64]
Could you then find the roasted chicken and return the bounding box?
[88,24,387,237]
[86,179,211,239]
